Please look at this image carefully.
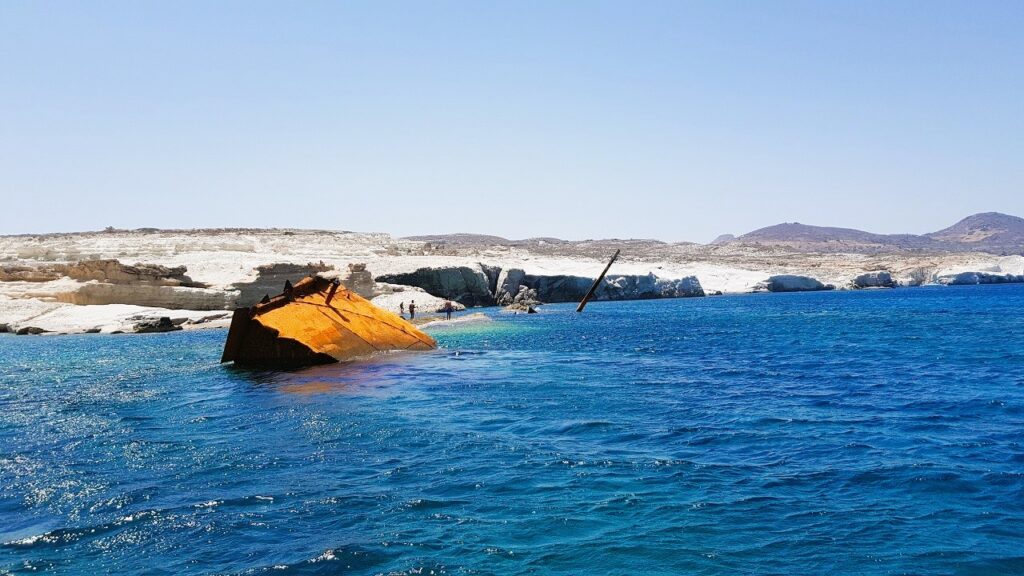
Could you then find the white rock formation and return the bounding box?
[371,285,466,315]
[1,229,1021,334]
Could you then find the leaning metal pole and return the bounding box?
[576,249,620,312]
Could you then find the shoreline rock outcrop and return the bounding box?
[376,266,496,307]
[232,262,335,307]
[55,283,235,310]
[853,271,897,289]
[339,263,376,298]
[0,259,206,286]
[3,227,1022,335]
[63,260,206,287]
[935,272,1024,285]
[758,275,834,292]
[133,316,182,333]
[388,265,705,307]
[371,283,468,315]
[503,286,541,313]
[600,274,705,300]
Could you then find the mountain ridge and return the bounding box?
[405,212,1024,255]
[729,212,1024,254]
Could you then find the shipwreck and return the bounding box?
[221,273,436,367]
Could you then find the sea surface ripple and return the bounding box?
[2,285,1023,575]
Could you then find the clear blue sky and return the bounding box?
[2,1,1021,241]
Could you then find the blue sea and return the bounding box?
[2,286,1023,575]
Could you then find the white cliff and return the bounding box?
[1,228,1021,334]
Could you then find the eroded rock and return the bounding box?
[498,270,703,304]
[63,259,205,287]
[504,285,541,313]
[935,272,1024,285]
[853,271,897,288]
[376,266,495,307]
[55,283,236,310]
[480,264,502,297]
[232,262,335,306]
[495,269,527,305]
[520,274,594,303]
[133,317,182,333]
[339,263,376,298]
[759,275,834,292]
[0,265,63,283]
[600,274,704,299]
[370,285,467,315]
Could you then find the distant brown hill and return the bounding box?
[730,212,1024,254]
[924,212,1024,252]
[736,223,939,252]
[404,213,1024,255]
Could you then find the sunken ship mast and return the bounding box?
[222,272,436,367]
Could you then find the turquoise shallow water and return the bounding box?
[2,285,1023,575]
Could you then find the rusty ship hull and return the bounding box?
[221,275,436,367]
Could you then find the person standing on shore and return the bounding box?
[443,300,454,320]
[408,300,416,320]
[399,302,405,317]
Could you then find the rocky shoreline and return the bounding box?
[1,228,1022,335]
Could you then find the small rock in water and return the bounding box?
[15,326,47,336]
[133,317,183,334]
[504,285,541,313]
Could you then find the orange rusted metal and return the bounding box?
[221,275,436,367]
